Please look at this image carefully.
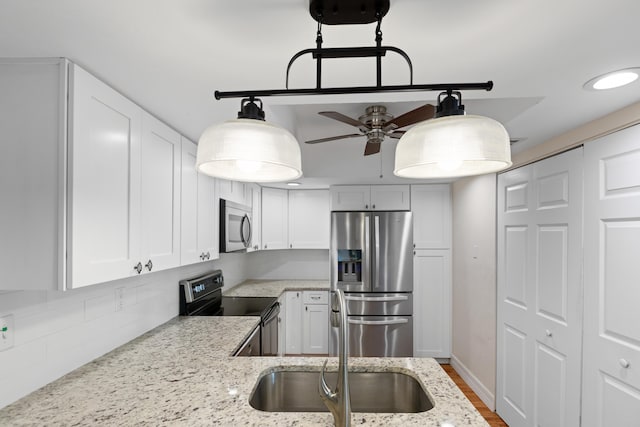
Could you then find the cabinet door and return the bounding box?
[68,64,143,288]
[303,303,329,354]
[285,291,303,355]
[413,249,451,358]
[140,112,181,272]
[180,138,200,265]
[261,187,288,250]
[582,126,640,426]
[496,149,583,427]
[411,184,451,249]
[246,184,262,252]
[180,138,217,265]
[288,190,330,249]
[330,185,371,210]
[217,179,247,205]
[371,185,410,210]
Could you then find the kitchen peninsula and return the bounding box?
[0,281,488,426]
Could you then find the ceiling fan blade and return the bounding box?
[383,104,436,130]
[305,133,362,144]
[364,141,381,156]
[388,130,406,139]
[319,111,365,128]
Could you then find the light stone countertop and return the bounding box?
[223,279,330,297]
[0,314,489,426]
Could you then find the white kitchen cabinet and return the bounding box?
[140,111,181,272]
[413,249,451,359]
[284,291,303,355]
[330,185,410,211]
[217,179,249,206]
[288,190,330,249]
[411,184,451,249]
[247,183,262,252]
[261,187,289,250]
[180,138,218,265]
[302,291,329,354]
[284,290,329,355]
[69,63,145,288]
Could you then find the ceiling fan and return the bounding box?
[305,103,435,156]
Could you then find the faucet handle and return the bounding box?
[319,359,336,400]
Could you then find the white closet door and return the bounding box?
[497,148,583,426]
[582,124,640,426]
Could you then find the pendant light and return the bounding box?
[394,91,512,179]
[196,98,302,183]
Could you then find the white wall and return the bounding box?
[451,174,498,409]
[247,249,330,280]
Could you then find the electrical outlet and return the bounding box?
[115,287,125,312]
[0,314,15,352]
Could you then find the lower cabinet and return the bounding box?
[413,249,451,359]
[283,290,329,355]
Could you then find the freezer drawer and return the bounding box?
[331,315,413,357]
[341,292,413,316]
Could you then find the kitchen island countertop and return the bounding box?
[0,314,488,426]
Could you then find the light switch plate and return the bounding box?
[0,314,15,351]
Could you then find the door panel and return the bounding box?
[497,148,583,427]
[373,211,413,292]
[582,124,640,426]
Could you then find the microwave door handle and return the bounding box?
[240,214,251,247]
[374,215,380,291]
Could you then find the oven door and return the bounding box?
[221,199,252,253]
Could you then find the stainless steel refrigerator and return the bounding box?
[329,211,413,357]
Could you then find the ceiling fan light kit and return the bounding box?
[199,0,511,181]
[196,98,302,182]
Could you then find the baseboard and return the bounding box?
[450,354,496,411]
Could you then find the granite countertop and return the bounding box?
[0,280,489,426]
[223,279,330,297]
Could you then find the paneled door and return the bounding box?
[496,148,583,426]
[582,124,640,426]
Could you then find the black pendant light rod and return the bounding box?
[214,81,493,100]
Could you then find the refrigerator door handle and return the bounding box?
[344,295,409,302]
[374,215,380,290]
[348,318,409,326]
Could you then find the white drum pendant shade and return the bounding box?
[196,118,302,182]
[394,115,512,178]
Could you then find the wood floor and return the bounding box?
[441,364,508,427]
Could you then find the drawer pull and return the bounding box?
[619,359,630,369]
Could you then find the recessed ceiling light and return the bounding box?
[584,68,640,91]
[287,182,301,186]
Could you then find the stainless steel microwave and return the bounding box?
[220,199,252,253]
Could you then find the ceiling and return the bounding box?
[1,0,639,188]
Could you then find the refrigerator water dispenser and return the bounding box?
[337,249,362,283]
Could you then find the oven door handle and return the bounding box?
[344,295,409,302]
[347,318,409,326]
[262,302,280,324]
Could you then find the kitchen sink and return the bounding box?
[249,369,434,413]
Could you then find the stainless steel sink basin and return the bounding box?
[249,369,434,413]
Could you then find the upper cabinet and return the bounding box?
[261,188,330,250]
[180,138,218,265]
[288,190,330,249]
[261,187,289,250]
[411,184,452,249]
[330,185,410,211]
[68,64,146,288]
[217,179,250,206]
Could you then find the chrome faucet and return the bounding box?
[319,289,351,427]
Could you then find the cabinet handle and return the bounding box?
[619,359,630,369]
[133,262,142,274]
[264,244,268,249]
[145,260,153,271]
[290,244,293,249]
[305,306,308,311]
[365,204,369,209]
[206,252,211,260]
[545,329,552,337]
[372,204,375,209]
